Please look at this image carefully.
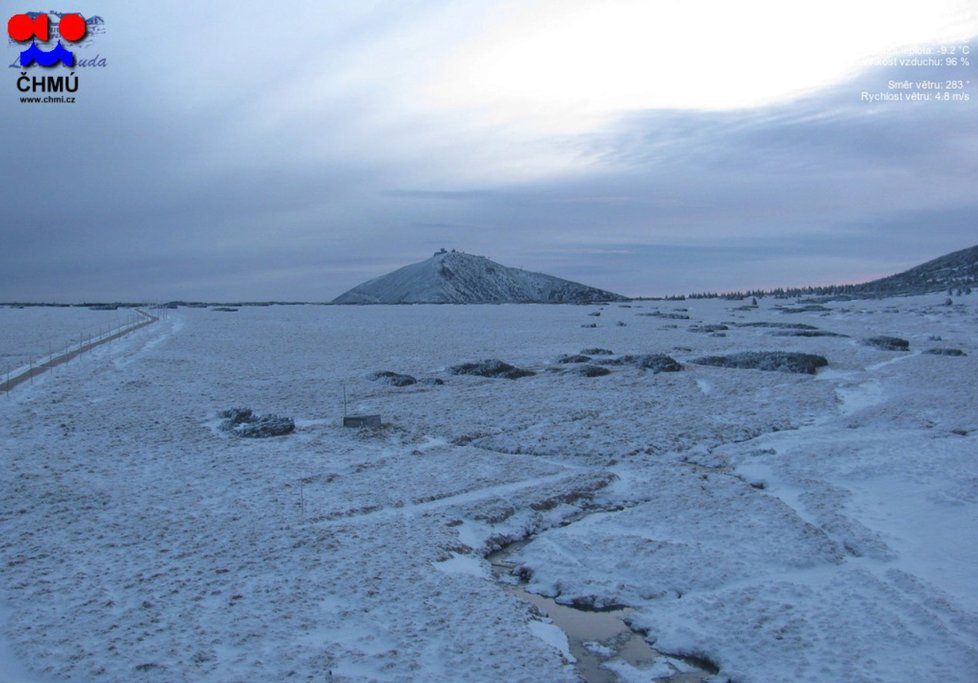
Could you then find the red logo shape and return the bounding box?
[7,13,86,42]
[7,13,49,42]
[57,14,86,42]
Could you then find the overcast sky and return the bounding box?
[2,0,976,301]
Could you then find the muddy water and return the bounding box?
[488,541,713,683]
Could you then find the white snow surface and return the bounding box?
[0,293,976,682]
[527,620,575,664]
[0,307,127,373]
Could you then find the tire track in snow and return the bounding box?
[305,471,588,528]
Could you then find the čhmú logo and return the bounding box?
[7,12,87,66]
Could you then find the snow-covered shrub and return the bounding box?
[861,336,910,351]
[234,416,295,438]
[368,371,417,386]
[692,351,828,374]
[567,365,612,378]
[923,348,966,356]
[449,359,535,379]
[219,407,253,425]
[769,330,848,338]
[597,354,682,373]
[219,408,295,438]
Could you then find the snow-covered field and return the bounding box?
[1,294,976,682]
[0,307,135,376]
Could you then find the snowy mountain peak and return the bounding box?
[332,251,625,304]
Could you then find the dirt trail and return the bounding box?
[1,309,159,393]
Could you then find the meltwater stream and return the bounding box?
[488,540,714,683]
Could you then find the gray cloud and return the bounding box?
[1,9,975,301]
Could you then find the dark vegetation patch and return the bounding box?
[219,408,295,437]
[861,336,910,351]
[597,354,682,373]
[211,307,238,312]
[691,351,828,374]
[557,354,591,364]
[638,311,690,320]
[923,347,966,356]
[452,431,490,446]
[566,365,612,378]
[769,330,848,338]
[220,407,255,426]
[368,371,417,386]
[581,323,598,328]
[581,348,614,355]
[732,322,819,330]
[527,474,616,511]
[450,359,536,379]
[564,595,630,611]
[688,324,729,333]
[778,304,831,313]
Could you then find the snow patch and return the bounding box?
[528,620,575,663]
[434,553,488,578]
[835,380,884,415]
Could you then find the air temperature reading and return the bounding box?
[860,43,973,104]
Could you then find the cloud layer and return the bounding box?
[1,1,975,301]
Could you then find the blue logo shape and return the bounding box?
[19,40,74,67]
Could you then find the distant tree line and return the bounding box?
[680,277,976,301]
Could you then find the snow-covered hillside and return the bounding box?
[1,293,976,682]
[332,250,625,304]
[851,243,978,296]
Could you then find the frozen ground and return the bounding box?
[0,293,975,682]
[0,307,133,377]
